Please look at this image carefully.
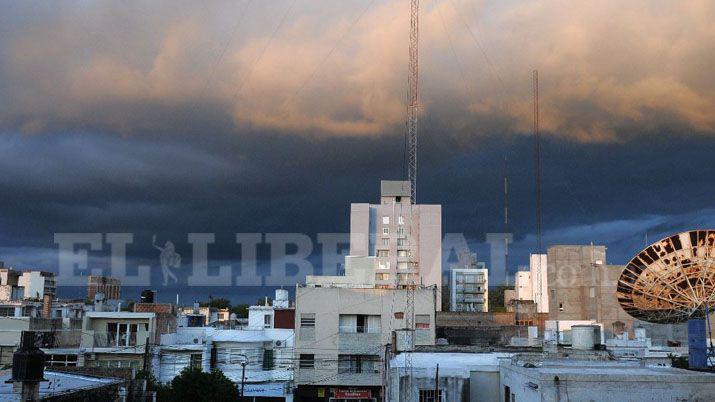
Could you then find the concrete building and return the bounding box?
[87,275,121,300]
[248,289,295,330]
[388,352,509,402]
[547,245,634,339]
[500,359,715,402]
[158,295,296,400]
[81,311,157,369]
[514,254,548,314]
[347,180,441,295]
[293,285,436,401]
[0,268,55,301]
[450,252,488,312]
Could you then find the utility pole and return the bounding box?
[434,363,440,401]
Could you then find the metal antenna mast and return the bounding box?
[533,70,544,310]
[407,0,419,203]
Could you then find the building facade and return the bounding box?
[449,251,488,312]
[87,275,121,300]
[348,181,441,296]
[547,245,634,339]
[294,285,436,401]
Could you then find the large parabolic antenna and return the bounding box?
[617,230,715,324]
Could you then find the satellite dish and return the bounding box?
[617,230,715,323]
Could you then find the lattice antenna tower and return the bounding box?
[407,0,419,204]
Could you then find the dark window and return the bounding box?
[419,389,443,402]
[299,354,314,368]
[300,313,315,327]
[263,349,274,370]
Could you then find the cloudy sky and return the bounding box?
[1,0,714,301]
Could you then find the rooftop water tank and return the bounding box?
[571,325,595,350]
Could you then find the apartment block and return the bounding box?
[450,252,488,312]
[294,285,436,401]
[348,181,442,293]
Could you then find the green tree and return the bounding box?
[200,297,231,309]
[158,367,239,402]
[230,304,250,318]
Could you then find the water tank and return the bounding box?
[571,325,595,350]
[634,328,646,340]
[140,289,155,303]
[11,332,45,383]
[274,289,289,308]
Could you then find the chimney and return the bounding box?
[41,294,52,319]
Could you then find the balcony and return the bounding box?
[83,331,148,351]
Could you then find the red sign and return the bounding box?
[334,389,372,399]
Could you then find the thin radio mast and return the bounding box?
[533,69,543,310]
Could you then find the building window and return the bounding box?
[394,312,404,319]
[419,389,444,402]
[338,355,380,374]
[382,238,389,246]
[264,314,272,328]
[0,307,14,317]
[45,354,78,367]
[299,354,314,368]
[397,227,405,236]
[397,238,406,246]
[378,261,390,270]
[377,250,389,258]
[382,216,390,224]
[300,313,315,327]
[589,287,596,298]
[106,322,140,347]
[339,314,381,333]
[398,215,405,225]
[262,349,274,370]
[559,303,564,312]
[376,273,390,281]
[190,353,202,369]
[415,314,430,329]
[382,227,389,236]
[397,250,409,258]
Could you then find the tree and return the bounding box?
[230,304,250,318]
[200,297,231,309]
[158,367,239,402]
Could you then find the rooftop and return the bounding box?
[0,369,121,401]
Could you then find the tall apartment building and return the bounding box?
[547,245,634,338]
[0,268,55,301]
[87,275,121,300]
[348,180,441,291]
[294,285,436,401]
[450,252,488,312]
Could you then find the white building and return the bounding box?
[388,352,510,402]
[513,254,548,313]
[0,268,56,301]
[348,181,441,296]
[158,326,295,400]
[248,289,292,330]
[450,252,488,312]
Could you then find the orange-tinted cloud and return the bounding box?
[1,0,714,141]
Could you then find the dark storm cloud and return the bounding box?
[1,1,715,302]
